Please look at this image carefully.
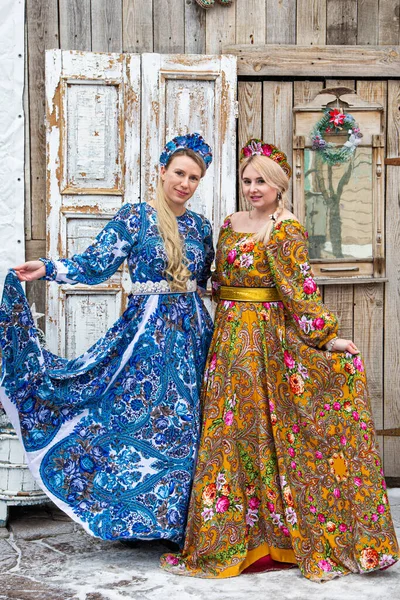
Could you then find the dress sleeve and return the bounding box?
[197,216,215,291]
[267,221,339,349]
[40,204,136,286]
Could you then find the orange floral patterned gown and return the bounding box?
[160,218,399,581]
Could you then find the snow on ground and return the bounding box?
[0,489,399,600]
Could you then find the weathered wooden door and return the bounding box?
[46,51,141,357]
[45,50,237,358]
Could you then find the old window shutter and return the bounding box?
[46,51,237,357]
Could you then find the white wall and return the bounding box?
[0,0,25,292]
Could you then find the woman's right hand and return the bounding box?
[13,261,46,282]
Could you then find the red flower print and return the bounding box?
[202,483,217,507]
[289,373,304,395]
[345,362,355,374]
[303,277,317,295]
[262,144,273,157]
[329,108,346,126]
[353,356,364,372]
[216,496,230,513]
[165,554,179,566]
[224,410,234,426]
[284,350,295,369]
[227,249,237,264]
[249,496,261,510]
[209,353,217,372]
[360,547,379,570]
[312,317,325,330]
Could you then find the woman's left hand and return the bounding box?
[332,338,359,354]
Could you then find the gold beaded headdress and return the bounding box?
[240,139,292,179]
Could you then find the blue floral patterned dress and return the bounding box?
[0,202,214,543]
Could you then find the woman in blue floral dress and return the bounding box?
[0,133,214,543]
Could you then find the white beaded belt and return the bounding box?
[131,279,197,295]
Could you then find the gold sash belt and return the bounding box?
[219,286,280,302]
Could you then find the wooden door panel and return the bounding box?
[142,53,237,238]
[45,50,140,357]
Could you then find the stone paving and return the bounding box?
[0,490,399,600]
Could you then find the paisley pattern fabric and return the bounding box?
[0,203,214,543]
[160,217,399,581]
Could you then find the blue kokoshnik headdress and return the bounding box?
[159,132,213,169]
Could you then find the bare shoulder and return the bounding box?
[229,211,248,227]
[276,209,299,224]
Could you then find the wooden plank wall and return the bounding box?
[25,0,400,476]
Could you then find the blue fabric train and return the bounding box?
[0,202,214,542]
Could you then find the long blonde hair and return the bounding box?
[154,149,206,292]
[240,154,289,246]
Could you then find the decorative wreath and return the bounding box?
[311,108,363,166]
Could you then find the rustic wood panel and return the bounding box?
[185,0,206,54]
[296,0,326,45]
[59,0,91,50]
[262,81,293,207]
[153,0,185,53]
[224,45,400,77]
[354,79,387,458]
[378,0,400,45]
[236,0,266,45]
[292,80,324,225]
[26,239,46,262]
[205,1,236,54]
[323,286,354,340]
[27,0,59,242]
[326,0,357,45]
[293,80,324,106]
[353,284,384,451]
[266,0,296,44]
[91,0,123,53]
[122,0,153,52]
[383,80,400,477]
[238,81,262,211]
[357,80,387,139]
[325,78,355,90]
[25,239,46,319]
[357,0,379,45]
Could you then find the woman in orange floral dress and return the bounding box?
[160,139,399,581]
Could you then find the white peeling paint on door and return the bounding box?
[45,50,141,357]
[0,0,25,291]
[141,53,237,241]
[46,51,237,357]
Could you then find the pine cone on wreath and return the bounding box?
[194,0,233,7]
[194,0,215,8]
